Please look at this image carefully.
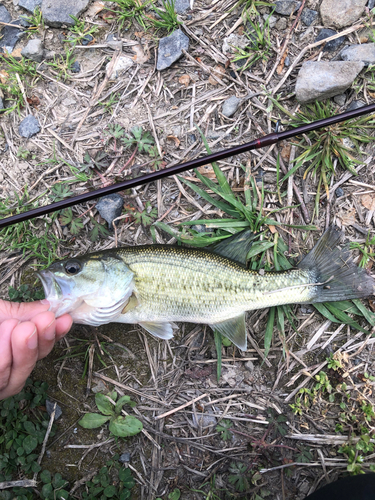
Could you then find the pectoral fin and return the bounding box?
[140,321,176,340]
[207,229,258,267]
[210,314,247,351]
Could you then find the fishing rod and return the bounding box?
[1,102,375,229]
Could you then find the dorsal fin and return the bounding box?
[206,229,258,266]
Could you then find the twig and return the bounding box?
[155,393,208,420]
[33,402,57,482]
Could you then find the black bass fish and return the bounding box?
[37,226,375,351]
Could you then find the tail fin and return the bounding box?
[297,225,375,302]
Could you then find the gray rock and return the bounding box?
[275,17,287,30]
[0,97,4,109]
[174,0,190,13]
[70,60,80,73]
[106,56,133,78]
[346,99,365,111]
[284,56,291,66]
[315,29,346,52]
[192,412,217,428]
[19,15,32,27]
[21,38,44,62]
[321,0,367,28]
[301,8,318,26]
[341,43,375,65]
[263,13,277,28]
[222,96,240,117]
[81,33,93,45]
[0,4,12,23]
[274,0,301,15]
[46,400,63,421]
[295,60,365,103]
[333,93,346,106]
[42,0,90,28]
[244,360,255,372]
[119,452,131,463]
[18,0,41,13]
[0,21,26,54]
[106,34,122,50]
[96,194,124,229]
[369,0,375,9]
[157,29,189,71]
[222,33,249,54]
[335,187,344,197]
[18,114,41,138]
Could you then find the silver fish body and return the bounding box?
[37,227,375,351]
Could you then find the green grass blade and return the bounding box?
[264,307,275,358]
[214,330,222,382]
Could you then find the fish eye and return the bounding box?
[64,260,82,275]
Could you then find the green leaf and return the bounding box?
[22,435,38,455]
[108,415,143,437]
[42,483,53,498]
[246,240,274,259]
[168,489,181,500]
[119,468,135,488]
[95,393,115,416]
[214,330,222,382]
[78,413,111,429]
[40,469,52,484]
[264,307,275,358]
[115,396,132,415]
[23,421,36,435]
[104,485,117,497]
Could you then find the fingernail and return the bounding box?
[27,327,37,349]
[40,299,50,305]
[44,319,56,340]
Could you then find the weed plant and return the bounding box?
[270,99,375,216]
[46,49,77,80]
[103,0,152,30]
[21,6,45,33]
[233,13,273,70]
[232,0,275,19]
[151,0,182,33]
[65,15,99,45]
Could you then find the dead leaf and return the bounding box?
[268,225,277,234]
[337,207,356,227]
[27,95,40,108]
[86,0,104,17]
[208,64,225,85]
[197,165,217,180]
[0,70,9,84]
[369,91,375,99]
[276,49,288,75]
[11,47,23,58]
[359,35,369,43]
[178,74,190,87]
[280,143,291,162]
[102,10,116,23]
[237,25,244,35]
[361,194,375,211]
[166,135,180,147]
[368,298,375,312]
[131,43,149,64]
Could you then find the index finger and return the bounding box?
[0,299,50,322]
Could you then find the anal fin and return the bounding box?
[210,314,247,351]
[140,321,176,340]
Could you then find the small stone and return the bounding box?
[263,13,277,28]
[335,187,344,197]
[369,0,375,9]
[346,99,365,111]
[96,193,124,229]
[321,0,367,29]
[0,97,4,109]
[275,0,301,15]
[301,8,318,26]
[119,452,131,463]
[222,33,249,54]
[315,29,346,52]
[0,4,12,23]
[46,400,63,421]
[0,21,26,54]
[70,60,81,73]
[275,17,287,30]
[106,34,122,50]
[174,0,190,13]
[341,43,375,65]
[157,29,189,71]
[245,360,254,372]
[188,133,196,143]
[18,0,41,13]
[333,93,346,106]
[19,15,32,27]
[18,115,40,138]
[81,33,93,46]
[91,380,107,393]
[21,38,44,62]
[42,0,90,28]
[192,413,217,428]
[296,61,364,103]
[284,56,290,66]
[222,96,240,117]
[107,56,133,78]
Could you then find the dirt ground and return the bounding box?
[1,0,375,498]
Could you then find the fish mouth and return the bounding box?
[37,270,62,302]
[37,270,76,316]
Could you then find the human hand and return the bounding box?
[0,300,72,400]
